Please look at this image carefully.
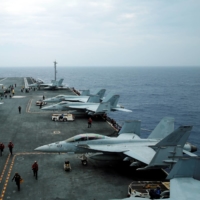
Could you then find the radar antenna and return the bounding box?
[53,60,57,81]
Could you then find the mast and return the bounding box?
[54,60,57,81]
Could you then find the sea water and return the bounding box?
[0,66,200,155]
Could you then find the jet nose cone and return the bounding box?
[34,145,49,152]
[191,145,197,152]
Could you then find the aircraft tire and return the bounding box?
[82,160,87,166]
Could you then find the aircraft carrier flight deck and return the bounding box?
[0,77,167,200]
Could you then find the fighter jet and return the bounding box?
[40,78,67,90]
[44,89,106,103]
[41,93,132,115]
[29,78,66,90]
[111,137,200,200]
[35,117,197,168]
[28,78,45,87]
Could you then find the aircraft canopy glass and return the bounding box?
[65,133,108,143]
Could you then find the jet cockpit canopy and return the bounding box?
[65,133,109,143]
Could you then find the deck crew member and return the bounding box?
[59,114,64,120]
[0,142,5,156]
[32,161,38,180]
[155,186,161,199]
[39,102,43,109]
[8,141,14,155]
[64,160,71,171]
[18,106,21,114]
[88,117,92,128]
[12,173,22,191]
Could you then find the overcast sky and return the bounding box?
[0,0,200,67]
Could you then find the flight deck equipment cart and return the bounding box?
[36,100,47,106]
[52,113,75,122]
[127,181,170,199]
[64,161,71,171]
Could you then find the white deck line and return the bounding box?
[24,77,29,89]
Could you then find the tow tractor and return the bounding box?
[36,100,47,106]
[64,160,71,171]
[52,113,75,122]
[128,181,170,199]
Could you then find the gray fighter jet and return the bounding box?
[41,93,132,115]
[40,78,66,89]
[28,78,45,87]
[43,89,106,103]
[35,117,197,168]
[29,78,66,89]
[111,134,200,200]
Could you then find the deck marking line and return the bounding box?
[0,154,10,183]
[0,152,65,199]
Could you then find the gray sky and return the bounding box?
[0,0,200,67]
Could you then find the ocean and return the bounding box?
[0,66,200,155]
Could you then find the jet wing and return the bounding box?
[76,144,126,153]
[123,147,154,164]
[67,104,99,112]
[78,144,154,165]
[112,107,132,112]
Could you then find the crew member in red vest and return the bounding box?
[32,161,38,180]
[0,143,5,156]
[8,141,14,155]
[88,117,92,128]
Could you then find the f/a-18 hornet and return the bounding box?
[41,93,132,115]
[35,117,197,169]
[111,131,200,200]
[29,78,66,90]
[44,89,106,103]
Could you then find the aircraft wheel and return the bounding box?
[53,118,56,121]
[82,160,87,166]
[63,118,67,122]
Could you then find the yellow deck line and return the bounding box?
[0,152,59,200]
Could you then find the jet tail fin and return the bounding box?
[147,117,174,139]
[95,102,110,114]
[51,79,64,86]
[57,78,64,86]
[102,93,119,108]
[118,120,141,136]
[95,89,106,99]
[167,157,200,180]
[138,126,192,170]
[87,95,100,103]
